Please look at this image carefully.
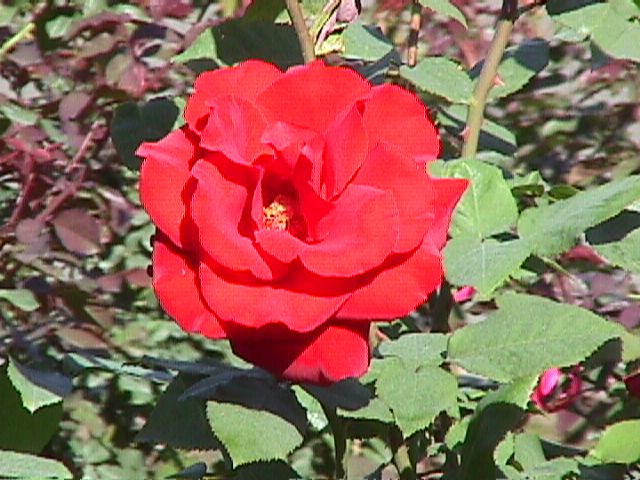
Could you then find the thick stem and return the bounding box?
[407,1,422,67]
[322,404,347,479]
[285,0,316,64]
[461,0,518,159]
[390,426,415,480]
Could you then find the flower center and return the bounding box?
[262,194,306,237]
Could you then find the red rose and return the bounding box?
[137,60,467,384]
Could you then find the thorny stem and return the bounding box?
[285,0,316,64]
[461,0,518,159]
[0,22,35,59]
[390,426,415,480]
[407,1,422,67]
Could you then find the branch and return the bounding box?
[0,22,35,59]
[407,1,423,67]
[461,0,518,158]
[285,0,316,64]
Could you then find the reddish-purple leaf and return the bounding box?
[59,92,92,121]
[52,208,102,256]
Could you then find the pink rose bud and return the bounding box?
[532,367,582,413]
[453,285,476,303]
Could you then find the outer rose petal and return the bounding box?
[362,84,440,162]
[138,128,196,250]
[337,240,443,320]
[152,234,224,338]
[198,260,352,333]
[191,159,285,280]
[185,60,282,130]
[353,142,435,253]
[225,321,370,384]
[256,61,370,133]
[427,177,469,249]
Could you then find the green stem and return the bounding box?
[285,0,316,64]
[461,0,518,159]
[0,22,35,59]
[390,426,415,480]
[322,404,347,479]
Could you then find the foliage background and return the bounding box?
[1,0,640,478]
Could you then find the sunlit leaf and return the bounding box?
[0,450,72,479]
[400,57,473,104]
[448,293,621,382]
[591,420,640,464]
[518,175,640,257]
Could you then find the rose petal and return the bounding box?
[260,121,322,175]
[152,233,225,338]
[361,83,440,162]
[538,368,562,396]
[138,128,197,249]
[191,159,286,280]
[185,60,282,130]
[299,185,399,277]
[256,61,370,133]
[200,95,271,164]
[354,142,435,253]
[337,240,443,319]
[321,104,368,199]
[427,177,469,249]
[227,321,370,385]
[198,260,352,333]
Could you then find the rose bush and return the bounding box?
[137,60,467,384]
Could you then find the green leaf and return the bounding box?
[400,57,473,104]
[207,402,304,466]
[459,403,525,480]
[45,14,77,39]
[375,361,458,436]
[231,461,302,480]
[518,175,640,257]
[520,457,579,479]
[343,21,394,61]
[174,20,303,69]
[592,227,640,273]
[547,0,640,61]
[136,375,220,450]
[0,365,62,454]
[448,293,621,382]
[444,237,531,296]
[591,420,640,464]
[477,375,539,411]
[592,9,640,63]
[431,159,519,239]
[377,333,448,371]
[0,103,39,126]
[337,396,394,423]
[0,450,72,479]
[419,0,467,27]
[514,433,546,470]
[110,98,180,171]
[0,288,39,312]
[7,359,67,413]
[471,39,549,101]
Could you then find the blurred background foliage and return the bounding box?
[1,0,640,478]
